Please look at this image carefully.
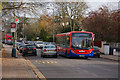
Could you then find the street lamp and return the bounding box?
[47,7,55,42]
[71,16,74,31]
[62,22,65,32]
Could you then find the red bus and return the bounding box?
[6,33,13,44]
[6,33,12,41]
[56,31,94,58]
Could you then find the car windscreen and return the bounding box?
[26,45,35,48]
[37,42,43,44]
[44,45,56,48]
[94,46,99,49]
[20,44,24,47]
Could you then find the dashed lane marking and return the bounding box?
[47,61,49,63]
[36,61,58,64]
[51,61,53,63]
[55,61,57,63]
[42,61,45,64]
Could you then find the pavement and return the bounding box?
[1,44,37,79]
[101,54,119,61]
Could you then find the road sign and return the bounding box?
[15,18,19,23]
[11,28,16,32]
[11,23,16,28]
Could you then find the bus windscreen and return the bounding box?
[71,33,93,49]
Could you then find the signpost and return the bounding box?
[11,18,19,57]
[11,23,16,32]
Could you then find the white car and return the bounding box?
[41,45,57,57]
[35,41,44,49]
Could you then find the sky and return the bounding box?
[1,0,120,19]
[85,0,119,11]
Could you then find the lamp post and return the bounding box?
[47,7,55,42]
[71,16,74,31]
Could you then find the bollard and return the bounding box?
[12,47,16,57]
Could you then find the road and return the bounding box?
[24,49,119,79]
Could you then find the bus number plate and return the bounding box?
[79,55,85,57]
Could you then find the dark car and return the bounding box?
[7,40,13,45]
[27,41,34,45]
[22,45,37,56]
[2,40,5,44]
[5,40,8,44]
[19,44,25,53]
[16,42,22,50]
[93,46,100,58]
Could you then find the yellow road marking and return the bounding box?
[42,61,45,64]
[25,59,46,80]
[55,61,57,63]
[51,61,53,63]
[47,61,49,63]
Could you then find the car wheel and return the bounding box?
[22,53,25,56]
[34,53,37,56]
[97,54,100,58]
[19,50,21,53]
[43,55,45,58]
[54,55,57,58]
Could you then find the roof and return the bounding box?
[56,31,93,37]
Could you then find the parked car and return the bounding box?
[93,46,100,58]
[22,45,37,56]
[7,40,13,45]
[5,40,8,44]
[41,44,57,58]
[27,41,34,45]
[24,41,29,44]
[34,41,44,49]
[19,44,25,53]
[16,42,22,50]
[2,40,5,44]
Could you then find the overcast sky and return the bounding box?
[85,0,119,11]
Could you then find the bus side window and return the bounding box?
[66,36,70,48]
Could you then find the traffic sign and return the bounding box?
[11,23,16,28]
[15,18,19,23]
[11,28,16,32]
